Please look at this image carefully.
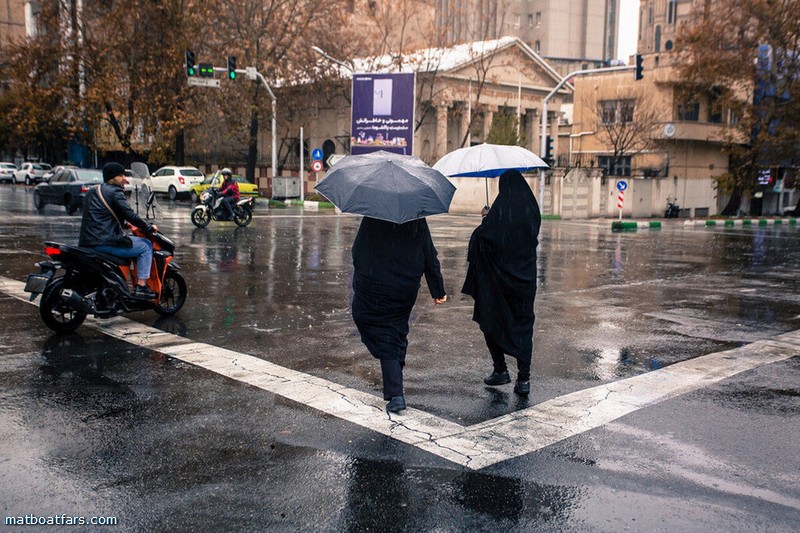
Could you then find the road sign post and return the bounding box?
[616,180,628,220]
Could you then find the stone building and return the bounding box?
[265,37,570,213]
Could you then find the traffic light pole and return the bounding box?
[538,64,633,214]
[213,66,278,182]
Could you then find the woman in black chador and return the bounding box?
[462,170,541,395]
[352,217,447,413]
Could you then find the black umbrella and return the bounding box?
[315,151,456,224]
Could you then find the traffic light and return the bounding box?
[185,50,196,77]
[634,54,644,81]
[544,135,554,165]
[227,56,237,80]
[199,63,213,77]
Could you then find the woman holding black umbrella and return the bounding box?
[462,170,541,396]
[352,217,447,413]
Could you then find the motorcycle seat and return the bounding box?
[60,244,131,266]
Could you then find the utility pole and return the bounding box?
[539,65,634,214]
[202,64,278,183]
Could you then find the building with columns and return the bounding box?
[266,37,571,213]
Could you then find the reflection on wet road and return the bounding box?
[1,187,799,426]
[1,186,799,530]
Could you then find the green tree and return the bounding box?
[485,107,520,145]
[676,0,800,215]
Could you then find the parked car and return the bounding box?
[123,169,145,193]
[14,162,53,185]
[33,168,103,215]
[189,172,260,203]
[149,166,204,200]
[0,162,18,183]
[42,165,79,182]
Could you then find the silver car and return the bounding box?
[0,162,18,183]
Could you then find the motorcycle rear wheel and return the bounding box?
[191,208,211,228]
[233,206,252,227]
[39,277,87,333]
[154,269,187,316]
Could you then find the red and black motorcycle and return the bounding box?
[24,227,187,333]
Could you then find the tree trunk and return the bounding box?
[174,130,185,166]
[246,85,261,183]
[247,110,259,183]
[720,185,743,216]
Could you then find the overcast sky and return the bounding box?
[617,0,639,61]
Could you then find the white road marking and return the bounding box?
[1,276,798,470]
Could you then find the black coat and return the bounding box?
[462,170,540,361]
[79,183,154,248]
[351,217,445,361]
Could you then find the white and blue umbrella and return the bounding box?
[433,143,548,205]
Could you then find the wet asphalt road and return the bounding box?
[0,184,798,532]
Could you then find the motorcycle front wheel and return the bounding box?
[39,277,87,333]
[233,206,252,227]
[191,208,211,228]
[154,269,187,317]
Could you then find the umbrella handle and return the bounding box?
[485,176,489,206]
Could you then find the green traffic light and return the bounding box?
[188,68,196,76]
[229,72,236,79]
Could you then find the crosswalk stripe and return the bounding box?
[2,275,798,470]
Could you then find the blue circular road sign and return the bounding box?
[312,148,323,161]
[616,180,628,191]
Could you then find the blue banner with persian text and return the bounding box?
[351,73,415,155]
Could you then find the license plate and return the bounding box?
[24,273,51,295]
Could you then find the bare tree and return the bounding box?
[205,0,349,179]
[588,88,660,176]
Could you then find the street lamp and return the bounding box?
[311,46,354,74]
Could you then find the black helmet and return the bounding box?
[221,167,232,176]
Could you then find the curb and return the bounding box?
[282,199,336,210]
[683,218,798,227]
[611,220,661,231]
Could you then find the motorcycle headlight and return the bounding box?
[200,191,211,202]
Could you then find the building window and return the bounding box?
[600,99,635,124]
[528,14,534,28]
[668,0,678,24]
[655,25,661,52]
[677,102,700,121]
[597,156,632,177]
[535,40,541,53]
[515,14,520,28]
[536,11,541,26]
[708,89,723,123]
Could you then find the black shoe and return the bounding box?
[514,380,531,396]
[386,396,406,413]
[133,285,158,300]
[483,371,511,386]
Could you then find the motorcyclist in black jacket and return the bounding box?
[78,162,159,299]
